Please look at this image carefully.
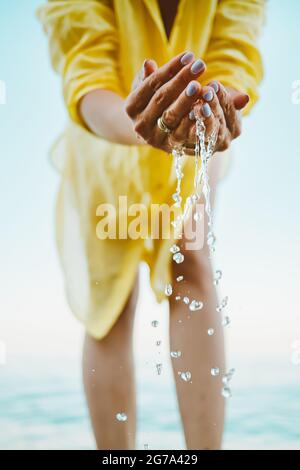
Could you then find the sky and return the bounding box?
[0,0,300,368]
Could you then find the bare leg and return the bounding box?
[82,277,139,450]
[169,156,226,450]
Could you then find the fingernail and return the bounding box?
[189,109,195,120]
[203,89,214,102]
[202,103,211,118]
[211,81,219,93]
[191,59,205,74]
[181,51,194,65]
[186,82,198,97]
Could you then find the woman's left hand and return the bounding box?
[194,81,249,152]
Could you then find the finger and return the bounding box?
[200,102,219,138]
[147,123,170,151]
[135,60,205,138]
[202,86,226,131]
[233,93,249,110]
[199,102,229,152]
[201,85,229,145]
[125,51,195,117]
[146,58,205,119]
[218,84,249,110]
[131,59,156,90]
[211,82,241,138]
[170,114,196,147]
[160,80,201,129]
[143,59,158,79]
[215,82,248,113]
[193,98,220,141]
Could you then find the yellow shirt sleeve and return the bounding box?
[203,0,266,113]
[37,0,123,124]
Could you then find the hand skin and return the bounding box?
[79,52,249,155]
[125,52,206,154]
[193,81,249,152]
[79,51,206,153]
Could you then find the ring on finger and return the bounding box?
[157,115,172,134]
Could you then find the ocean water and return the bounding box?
[1,354,300,450]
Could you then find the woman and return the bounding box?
[37,0,264,450]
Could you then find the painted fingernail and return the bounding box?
[211,81,219,93]
[186,82,198,97]
[189,109,195,120]
[191,59,205,74]
[202,103,211,118]
[181,51,194,65]
[203,89,214,102]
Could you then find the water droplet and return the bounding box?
[156,340,161,347]
[176,275,184,282]
[91,368,95,373]
[211,367,220,377]
[191,193,200,202]
[170,244,180,254]
[222,368,235,385]
[213,270,222,285]
[193,212,202,222]
[116,412,127,422]
[144,444,149,450]
[207,231,216,246]
[183,296,190,305]
[165,283,173,296]
[173,252,184,264]
[175,295,181,301]
[156,363,163,375]
[222,316,231,327]
[180,371,192,382]
[170,351,182,358]
[216,296,228,312]
[189,299,204,311]
[207,328,215,336]
[172,193,182,205]
[171,215,183,228]
[221,386,232,399]
[151,320,158,328]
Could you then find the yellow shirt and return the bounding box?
[37,0,265,339]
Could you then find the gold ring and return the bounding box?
[157,116,171,134]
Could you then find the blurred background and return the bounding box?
[0,0,300,449]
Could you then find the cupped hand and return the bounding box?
[194,81,249,152]
[125,52,206,155]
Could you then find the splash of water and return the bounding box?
[167,118,234,400]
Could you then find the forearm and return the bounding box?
[79,89,141,146]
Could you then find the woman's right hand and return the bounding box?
[125,52,206,155]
